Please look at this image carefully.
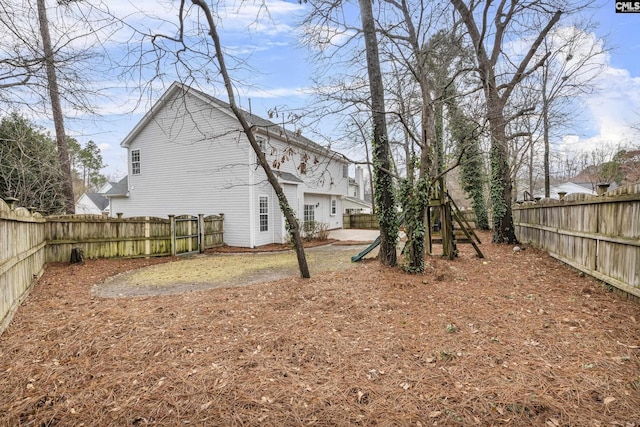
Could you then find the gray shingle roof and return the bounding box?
[87,193,109,210]
[104,176,128,197]
[271,169,304,183]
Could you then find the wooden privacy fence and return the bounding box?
[513,183,640,299]
[343,213,379,229]
[46,214,225,262]
[0,199,46,334]
[1,206,224,335]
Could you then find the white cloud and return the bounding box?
[557,64,640,155]
[241,86,311,99]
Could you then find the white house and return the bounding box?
[532,181,620,200]
[75,182,115,215]
[107,82,350,248]
[344,166,372,214]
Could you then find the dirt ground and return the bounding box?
[92,242,372,298]
[1,231,640,426]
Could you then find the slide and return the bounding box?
[351,235,381,262]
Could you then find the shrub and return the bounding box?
[302,221,330,242]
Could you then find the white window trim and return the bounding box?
[259,196,268,232]
[330,196,337,216]
[303,204,315,224]
[131,149,141,175]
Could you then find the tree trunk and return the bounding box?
[528,134,534,195]
[542,68,551,198]
[487,106,517,244]
[192,0,310,278]
[37,0,75,214]
[450,0,561,245]
[358,0,398,267]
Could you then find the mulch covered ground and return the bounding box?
[1,231,639,426]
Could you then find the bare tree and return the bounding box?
[374,0,441,271]
[195,0,311,277]
[122,1,311,277]
[358,0,399,267]
[1,0,120,213]
[37,0,75,213]
[451,0,568,243]
[536,26,605,196]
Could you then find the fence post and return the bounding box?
[168,215,176,256]
[144,216,151,256]
[198,214,205,253]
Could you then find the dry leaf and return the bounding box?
[604,396,616,405]
[428,410,441,418]
[546,418,560,426]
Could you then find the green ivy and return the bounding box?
[489,143,508,242]
[371,134,399,262]
[398,160,430,274]
[449,103,490,231]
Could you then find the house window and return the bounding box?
[331,197,337,216]
[259,196,268,232]
[343,164,348,178]
[304,204,315,225]
[131,150,141,175]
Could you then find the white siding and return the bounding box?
[302,193,341,229]
[75,194,103,215]
[112,85,348,247]
[112,91,253,247]
[254,131,347,230]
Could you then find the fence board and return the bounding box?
[0,200,46,336]
[44,216,173,262]
[203,215,224,249]
[1,208,224,336]
[342,213,379,229]
[514,184,640,298]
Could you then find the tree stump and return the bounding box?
[70,247,84,264]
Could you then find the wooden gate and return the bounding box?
[171,215,200,256]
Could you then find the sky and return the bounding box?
[28,0,640,180]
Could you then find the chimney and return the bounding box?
[355,166,364,200]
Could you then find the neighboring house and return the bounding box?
[532,182,598,200]
[344,166,372,214]
[75,182,117,215]
[75,193,110,215]
[344,197,372,214]
[103,177,128,209]
[347,166,364,199]
[107,82,349,248]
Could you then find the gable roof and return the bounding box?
[344,196,371,209]
[533,181,597,199]
[86,193,109,211]
[121,82,346,163]
[104,176,129,198]
[272,169,304,184]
